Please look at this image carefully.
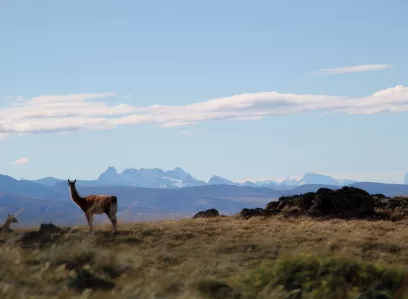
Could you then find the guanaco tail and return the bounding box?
[68,179,118,233]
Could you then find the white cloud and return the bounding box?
[0,85,407,135]
[307,64,394,75]
[12,157,29,165]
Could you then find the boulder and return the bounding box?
[20,223,68,248]
[372,193,387,199]
[265,201,279,210]
[309,186,374,218]
[237,208,265,219]
[383,196,408,211]
[39,223,63,233]
[237,186,405,221]
[273,192,316,212]
[193,208,219,219]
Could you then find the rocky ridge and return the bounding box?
[193,186,408,221]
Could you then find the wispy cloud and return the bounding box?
[0,134,7,141]
[306,64,394,76]
[12,157,29,165]
[0,85,407,135]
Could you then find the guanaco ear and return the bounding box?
[68,179,71,184]
[73,179,76,184]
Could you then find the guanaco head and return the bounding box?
[67,179,77,187]
[7,214,17,223]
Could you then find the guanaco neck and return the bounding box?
[69,185,86,207]
[1,218,12,232]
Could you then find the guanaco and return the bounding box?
[0,214,18,235]
[68,179,118,234]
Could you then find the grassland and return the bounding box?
[2,215,408,298]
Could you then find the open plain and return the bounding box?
[1,215,408,299]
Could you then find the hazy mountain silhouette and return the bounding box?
[96,166,206,188]
[3,168,407,226]
[351,182,408,197]
[0,174,61,200]
[20,177,64,187]
[21,167,359,189]
[208,175,235,185]
[298,173,355,186]
[1,172,408,226]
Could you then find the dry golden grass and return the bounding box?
[2,215,408,298]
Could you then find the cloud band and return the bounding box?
[0,85,407,135]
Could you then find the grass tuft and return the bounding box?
[234,254,407,299]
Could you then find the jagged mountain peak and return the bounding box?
[14,166,367,190]
[95,166,204,188]
[299,173,338,185]
[98,166,119,181]
[208,175,233,185]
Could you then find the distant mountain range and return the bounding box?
[20,166,362,189]
[0,167,406,227]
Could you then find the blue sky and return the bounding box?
[1,0,407,183]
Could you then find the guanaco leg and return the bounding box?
[85,213,94,232]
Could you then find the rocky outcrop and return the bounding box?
[191,187,408,221]
[237,208,265,219]
[307,186,374,218]
[193,208,220,219]
[19,223,74,248]
[265,201,280,210]
[260,186,404,220]
[374,196,408,212]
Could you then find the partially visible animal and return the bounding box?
[68,179,118,234]
[0,214,18,235]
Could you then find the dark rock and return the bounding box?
[372,193,387,199]
[277,200,288,211]
[19,223,70,248]
[316,187,333,196]
[39,223,62,233]
[265,201,279,210]
[237,187,406,221]
[193,208,219,219]
[237,208,265,219]
[68,268,115,291]
[308,186,374,218]
[283,207,303,218]
[274,192,316,212]
[298,192,316,211]
[264,209,280,217]
[385,196,408,210]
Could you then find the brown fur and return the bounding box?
[68,179,118,234]
[0,214,18,235]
